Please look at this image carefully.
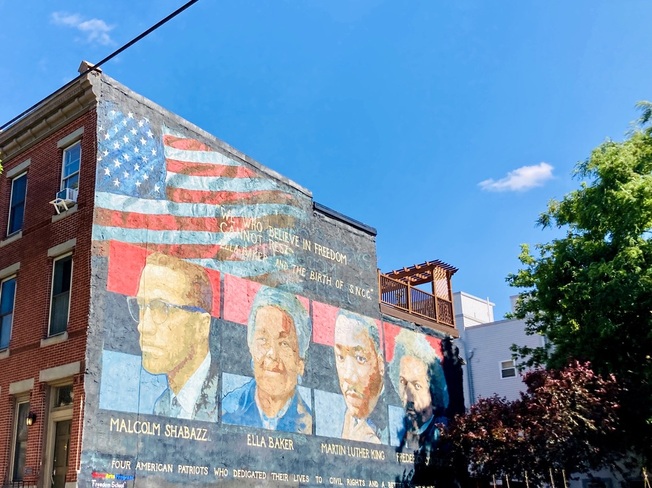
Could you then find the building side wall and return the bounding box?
[453,292,494,327]
[77,76,461,487]
[0,109,97,486]
[464,319,544,402]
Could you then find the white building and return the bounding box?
[454,291,545,406]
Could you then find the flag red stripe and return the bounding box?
[95,208,296,232]
[166,159,258,178]
[166,187,296,205]
[133,242,269,261]
[106,240,222,317]
[163,134,214,152]
[141,243,226,259]
[95,208,219,231]
[103,239,273,269]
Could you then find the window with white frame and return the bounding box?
[61,141,81,191]
[11,399,30,482]
[7,173,27,236]
[0,276,16,350]
[49,254,73,336]
[500,360,516,378]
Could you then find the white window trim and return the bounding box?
[47,239,76,257]
[60,141,81,192]
[51,205,78,223]
[57,128,84,149]
[9,378,33,395]
[500,359,517,379]
[9,396,30,482]
[0,274,17,352]
[5,159,31,179]
[0,263,19,356]
[7,172,27,237]
[0,231,22,247]
[41,332,69,349]
[47,253,73,338]
[39,362,80,383]
[0,262,20,280]
[58,127,83,188]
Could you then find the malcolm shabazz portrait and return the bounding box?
[127,253,219,422]
[222,286,313,434]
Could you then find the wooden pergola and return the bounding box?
[379,260,458,335]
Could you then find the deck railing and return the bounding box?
[379,273,455,327]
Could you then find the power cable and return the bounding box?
[0,0,200,132]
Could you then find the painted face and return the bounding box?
[136,264,208,375]
[398,355,434,427]
[251,306,304,403]
[334,315,384,419]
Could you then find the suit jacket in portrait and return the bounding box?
[153,358,220,422]
[342,396,388,444]
[397,414,443,453]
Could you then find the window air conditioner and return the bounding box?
[49,188,79,214]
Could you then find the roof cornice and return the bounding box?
[0,70,100,162]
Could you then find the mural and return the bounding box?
[92,103,307,286]
[386,327,448,454]
[333,310,387,444]
[81,84,459,488]
[221,286,313,434]
[128,252,218,421]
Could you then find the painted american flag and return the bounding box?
[92,102,307,283]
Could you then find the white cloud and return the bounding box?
[51,12,114,46]
[478,162,554,192]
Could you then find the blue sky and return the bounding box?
[2,1,651,318]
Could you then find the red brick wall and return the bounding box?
[0,108,96,485]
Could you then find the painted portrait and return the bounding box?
[333,309,387,444]
[98,245,221,422]
[126,252,219,421]
[222,286,313,434]
[388,328,448,452]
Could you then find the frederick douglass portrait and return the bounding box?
[389,328,448,452]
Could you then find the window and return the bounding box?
[61,142,81,191]
[501,360,516,378]
[11,400,30,482]
[49,255,72,336]
[7,173,27,236]
[0,276,16,350]
[54,384,74,408]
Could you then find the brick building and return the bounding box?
[0,62,460,488]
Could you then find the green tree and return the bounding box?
[508,104,652,466]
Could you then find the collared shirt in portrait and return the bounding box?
[171,352,211,419]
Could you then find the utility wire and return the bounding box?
[0,0,200,132]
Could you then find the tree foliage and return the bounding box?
[449,362,621,485]
[507,106,652,464]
